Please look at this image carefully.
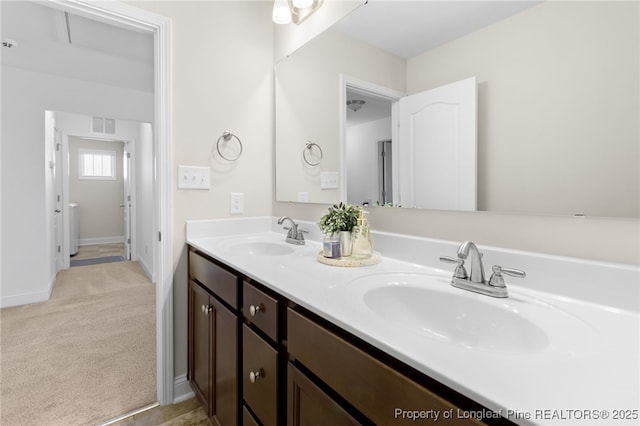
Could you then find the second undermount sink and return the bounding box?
[225,240,295,256]
[346,273,593,354]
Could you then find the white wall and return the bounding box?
[136,122,154,277]
[0,65,153,308]
[128,0,275,384]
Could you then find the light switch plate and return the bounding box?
[320,172,339,189]
[178,165,210,190]
[298,192,309,202]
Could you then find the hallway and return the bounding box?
[71,242,126,267]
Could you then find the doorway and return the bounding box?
[341,75,404,206]
[51,111,151,273]
[41,0,174,406]
[66,136,131,267]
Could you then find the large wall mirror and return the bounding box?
[275,1,639,218]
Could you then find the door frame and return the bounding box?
[53,124,65,271]
[46,0,174,405]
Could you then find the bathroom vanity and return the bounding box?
[187,217,639,426]
[188,248,492,425]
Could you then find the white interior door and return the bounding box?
[397,76,477,210]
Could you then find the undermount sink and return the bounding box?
[345,273,594,354]
[364,284,548,353]
[225,240,295,256]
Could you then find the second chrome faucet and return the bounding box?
[277,216,307,245]
[440,241,525,298]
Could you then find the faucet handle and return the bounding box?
[439,256,468,279]
[489,265,526,287]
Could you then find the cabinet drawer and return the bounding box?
[243,325,278,425]
[189,250,238,309]
[287,308,484,426]
[243,281,279,341]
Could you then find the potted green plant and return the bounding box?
[318,202,359,257]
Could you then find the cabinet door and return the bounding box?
[189,281,212,415]
[288,363,360,426]
[211,296,239,426]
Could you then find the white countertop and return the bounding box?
[187,217,639,425]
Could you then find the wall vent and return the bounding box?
[92,116,116,135]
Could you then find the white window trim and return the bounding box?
[79,148,117,180]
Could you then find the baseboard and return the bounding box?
[138,256,154,282]
[173,374,194,404]
[1,287,51,308]
[79,236,125,246]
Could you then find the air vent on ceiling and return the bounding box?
[92,116,116,135]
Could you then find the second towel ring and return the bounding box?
[216,131,243,161]
[303,141,323,166]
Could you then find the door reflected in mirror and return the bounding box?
[345,77,478,211]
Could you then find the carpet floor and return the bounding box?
[0,261,156,426]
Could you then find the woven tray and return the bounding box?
[317,251,381,268]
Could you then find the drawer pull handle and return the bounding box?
[201,304,212,315]
[249,304,263,317]
[249,369,263,383]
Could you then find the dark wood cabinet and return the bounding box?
[189,281,212,408]
[188,251,239,425]
[287,308,488,425]
[241,280,282,425]
[242,325,278,425]
[242,406,259,426]
[287,363,360,426]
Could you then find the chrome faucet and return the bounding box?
[456,241,485,283]
[440,241,525,298]
[277,216,306,245]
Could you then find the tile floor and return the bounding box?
[108,398,210,426]
[73,242,125,260]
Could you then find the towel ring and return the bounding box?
[216,131,243,161]
[303,141,323,166]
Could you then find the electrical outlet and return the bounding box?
[177,165,210,190]
[230,192,243,214]
[320,172,339,189]
[298,192,309,202]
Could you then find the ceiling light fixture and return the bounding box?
[273,0,292,25]
[347,100,366,112]
[292,0,313,8]
[273,0,323,25]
